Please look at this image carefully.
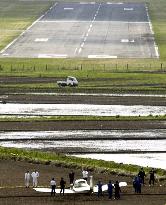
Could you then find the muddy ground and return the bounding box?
[0,159,166,205]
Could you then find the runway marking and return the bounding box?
[2,53,9,56]
[77,3,101,55]
[38,20,150,24]
[81,42,85,48]
[35,38,48,42]
[78,48,82,54]
[121,39,135,43]
[107,2,123,4]
[38,54,67,58]
[64,8,74,10]
[88,55,117,58]
[74,47,78,55]
[121,39,129,43]
[124,8,134,11]
[145,5,159,58]
[80,2,89,4]
[0,2,58,55]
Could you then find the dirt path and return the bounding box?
[0,120,166,131]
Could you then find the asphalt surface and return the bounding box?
[0,2,158,58]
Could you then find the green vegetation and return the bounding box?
[1,71,166,94]
[0,0,54,51]
[0,146,165,178]
[1,115,166,122]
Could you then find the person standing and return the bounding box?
[31,170,39,187]
[69,170,75,184]
[114,181,121,200]
[60,177,66,196]
[50,178,56,196]
[107,180,113,199]
[138,167,146,185]
[82,169,88,181]
[97,181,103,198]
[149,168,155,186]
[25,171,30,188]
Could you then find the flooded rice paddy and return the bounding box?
[0,104,166,116]
[0,130,165,169]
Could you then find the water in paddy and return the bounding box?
[0,104,166,116]
[0,130,165,169]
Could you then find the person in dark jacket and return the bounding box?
[69,170,75,184]
[97,181,103,198]
[133,176,142,193]
[149,168,155,186]
[60,177,66,196]
[138,167,146,185]
[107,180,113,199]
[114,181,121,200]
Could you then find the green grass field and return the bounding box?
[0,0,165,93]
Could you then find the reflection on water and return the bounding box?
[74,153,166,169]
[0,139,165,152]
[1,130,166,140]
[0,130,166,169]
[0,104,166,116]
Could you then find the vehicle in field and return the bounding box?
[57,76,78,87]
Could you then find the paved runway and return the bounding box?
[0,2,159,58]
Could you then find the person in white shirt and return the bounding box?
[82,169,88,181]
[25,171,30,188]
[31,170,39,187]
[50,178,56,196]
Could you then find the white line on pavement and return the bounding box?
[0,3,58,55]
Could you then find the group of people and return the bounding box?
[25,167,157,198]
[97,180,121,200]
[25,170,39,188]
[50,177,66,196]
[133,168,156,193]
[50,170,75,196]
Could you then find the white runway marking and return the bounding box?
[145,5,159,58]
[35,38,48,42]
[124,8,134,11]
[77,3,101,55]
[88,55,117,58]
[38,20,150,24]
[74,47,78,55]
[38,54,67,58]
[121,39,135,43]
[107,2,123,4]
[0,2,58,54]
[2,53,9,56]
[64,8,74,10]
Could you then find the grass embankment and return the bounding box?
[0,115,166,122]
[0,146,165,178]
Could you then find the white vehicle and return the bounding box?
[57,76,78,87]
